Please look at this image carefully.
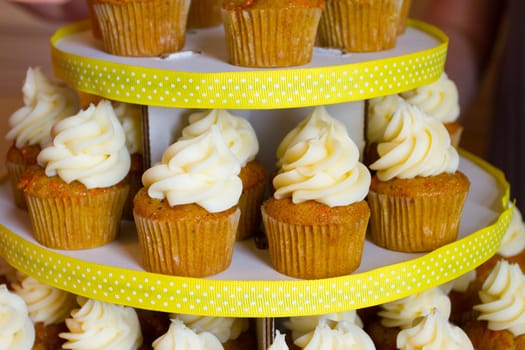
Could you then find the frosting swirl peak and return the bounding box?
[0,284,35,350]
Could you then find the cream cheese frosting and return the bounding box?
[142,125,242,212]
[367,94,407,145]
[369,104,459,182]
[152,319,223,350]
[400,73,460,123]
[11,271,77,326]
[273,121,370,207]
[171,314,248,343]
[474,260,525,336]
[293,320,376,350]
[60,297,142,350]
[113,102,143,155]
[498,206,525,257]
[6,67,79,148]
[181,109,259,167]
[0,284,35,350]
[284,311,364,341]
[37,100,131,189]
[267,330,289,350]
[396,310,473,350]
[379,287,451,329]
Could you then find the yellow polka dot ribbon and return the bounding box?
[50,19,448,109]
[0,151,512,317]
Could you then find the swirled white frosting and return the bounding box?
[369,104,459,181]
[181,109,259,167]
[400,73,460,123]
[274,122,371,207]
[294,320,376,350]
[498,206,525,257]
[142,125,242,212]
[0,284,35,350]
[474,260,525,336]
[171,314,248,343]
[60,297,142,350]
[284,311,363,341]
[267,330,289,350]
[11,271,77,326]
[37,100,131,189]
[6,67,79,148]
[152,319,223,350]
[113,102,143,155]
[379,287,451,329]
[276,106,348,167]
[396,310,473,350]
[367,94,407,144]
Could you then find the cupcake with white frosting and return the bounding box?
[152,319,223,349]
[19,100,130,249]
[0,284,35,350]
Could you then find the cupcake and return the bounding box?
[397,0,413,34]
[92,0,191,56]
[462,260,525,349]
[86,0,102,39]
[367,103,470,252]
[222,0,324,67]
[5,67,79,209]
[262,106,371,279]
[316,0,403,52]
[19,100,130,250]
[0,284,35,350]
[113,101,144,221]
[152,319,223,349]
[187,0,223,28]
[171,314,256,349]
[400,73,462,147]
[396,309,473,349]
[180,109,266,240]
[134,125,242,277]
[365,287,451,350]
[60,297,143,349]
[10,271,78,350]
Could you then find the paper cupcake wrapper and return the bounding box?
[261,208,369,279]
[93,0,190,56]
[397,0,413,34]
[317,0,402,52]
[222,7,322,67]
[24,185,129,249]
[134,208,240,277]
[187,0,222,29]
[6,161,28,210]
[367,190,468,252]
[236,181,266,241]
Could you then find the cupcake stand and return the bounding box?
[0,19,513,349]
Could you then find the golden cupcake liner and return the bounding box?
[367,189,468,252]
[134,208,240,277]
[397,0,413,34]
[6,161,28,210]
[187,0,222,29]
[261,208,369,279]
[93,0,190,56]
[86,0,102,39]
[24,185,129,249]
[236,181,266,241]
[317,0,402,52]
[222,7,322,67]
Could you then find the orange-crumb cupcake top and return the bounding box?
[223,0,324,10]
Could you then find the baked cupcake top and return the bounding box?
[223,0,324,10]
[284,311,363,341]
[152,319,223,350]
[0,284,35,350]
[396,309,473,350]
[474,260,525,337]
[293,320,376,349]
[400,72,460,124]
[498,206,525,257]
[379,287,451,329]
[171,314,249,343]
[369,104,459,181]
[113,102,143,155]
[367,94,407,145]
[11,271,78,326]
[37,100,131,189]
[6,66,79,148]
[142,125,242,212]
[181,109,258,167]
[60,297,143,350]
[274,108,370,207]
